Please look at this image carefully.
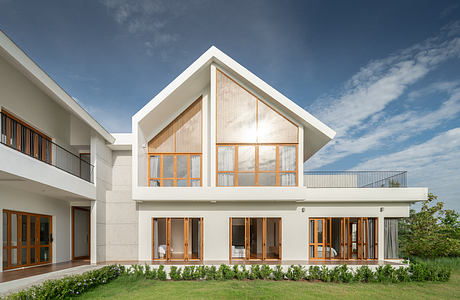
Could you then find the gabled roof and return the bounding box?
[0,30,115,143]
[134,46,336,160]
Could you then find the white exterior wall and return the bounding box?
[138,201,410,261]
[105,150,138,261]
[90,134,112,263]
[0,185,71,269]
[0,55,91,154]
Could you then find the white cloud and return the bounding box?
[306,24,460,170]
[101,0,201,54]
[353,128,460,210]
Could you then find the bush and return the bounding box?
[354,266,374,282]
[182,266,193,280]
[219,264,234,280]
[206,266,217,280]
[7,265,124,299]
[236,265,249,280]
[286,265,305,281]
[272,265,284,281]
[306,266,321,281]
[260,265,272,279]
[169,266,182,281]
[249,265,262,280]
[157,265,167,280]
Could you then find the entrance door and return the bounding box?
[2,210,52,270]
[152,217,203,261]
[72,207,90,260]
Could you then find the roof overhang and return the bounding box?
[133,46,335,160]
[0,30,115,144]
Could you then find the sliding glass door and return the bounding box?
[310,217,377,260]
[230,217,281,261]
[2,210,52,270]
[152,217,203,261]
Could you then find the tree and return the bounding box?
[399,193,460,258]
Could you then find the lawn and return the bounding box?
[76,259,460,300]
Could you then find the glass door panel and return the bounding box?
[249,218,263,260]
[230,218,246,260]
[187,218,202,260]
[169,219,185,260]
[152,218,167,260]
[266,218,281,260]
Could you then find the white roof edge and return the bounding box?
[108,133,132,150]
[133,45,335,140]
[0,30,115,144]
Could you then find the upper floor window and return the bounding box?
[216,70,298,186]
[1,109,52,163]
[148,97,202,187]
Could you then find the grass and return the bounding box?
[75,259,460,300]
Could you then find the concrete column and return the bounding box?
[210,64,217,187]
[378,216,385,261]
[0,209,3,272]
[90,200,97,264]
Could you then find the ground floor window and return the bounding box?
[384,218,399,259]
[152,217,203,261]
[309,217,378,260]
[2,210,52,270]
[229,217,281,261]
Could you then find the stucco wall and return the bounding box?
[105,150,138,261]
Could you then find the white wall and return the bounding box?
[0,185,71,267]
[105,150,138,261]
[138,201,410,261]
[0,55,89,155]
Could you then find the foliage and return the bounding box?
[6,265,124,299]
[399,193,460,258]
[5,261,454,299]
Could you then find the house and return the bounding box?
[0,30,427,274]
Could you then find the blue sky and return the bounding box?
[1,0,459,210]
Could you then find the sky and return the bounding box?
[0,0,459,211]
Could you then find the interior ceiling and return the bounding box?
[0,170,92,202]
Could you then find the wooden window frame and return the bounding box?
[2,210,53,271]
[71,207,90,260]
[147,97,203,186]
[151,217,203,262]
[216,144,298,187]
[148,153,202,187]
[1,109,52,164]
[309,217,378,261]
[229,217,282,261]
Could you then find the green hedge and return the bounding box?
[4,262,451,299]
[5,265,124,300]
[127,262,451,283]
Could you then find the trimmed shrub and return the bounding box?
[169,266,182,281]
[286,265,305,281]
[306,266,321,281]
[236,265,249,280]
[157,265,167,280]
[272,265,284,281]
[260,265,272,279]
[6,265,124,299]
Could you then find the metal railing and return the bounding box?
[304,171,407,188]
[1,112,94,183]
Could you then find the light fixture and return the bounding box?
[210,200,217,204]
[301,208,305,213]
[380,207,384,212]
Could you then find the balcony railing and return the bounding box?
[304,171,407,188]
[1,112,94,183]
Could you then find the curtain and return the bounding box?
[191,155,201,178]
[218,174,235,186]
[384,218,399,259]
[153,220,159,259]
[150,156,160,177]
[280,173,296,186]
[218,146,234,171]
[279,146,296,171]
[367,219,375,259]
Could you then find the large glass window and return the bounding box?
[217,145,297,186]
[216,69,298,144]
[147,97,202,186]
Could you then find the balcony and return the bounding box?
[0,111,94,183]
[304,171,407,188]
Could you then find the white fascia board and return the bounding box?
[108,133,132,150]
[0,30,114,144]
[132,46,336,140]
[132,186,427,202]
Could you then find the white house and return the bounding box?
[0,30,427,272]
